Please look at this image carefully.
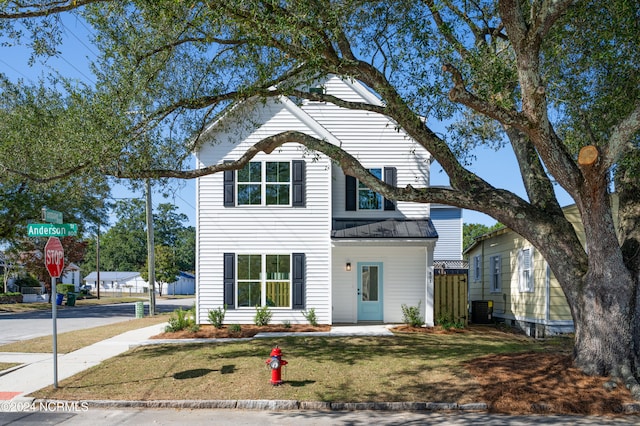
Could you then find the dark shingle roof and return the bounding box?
[331,219,438,239]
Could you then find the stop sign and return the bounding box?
[45,237,64,278]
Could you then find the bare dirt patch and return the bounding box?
[153,323,331,339]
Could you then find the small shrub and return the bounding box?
[303,308,318,326]
[56,284,75,294]
[436,311,465,330]
[208,305,227,329]
[165,307,197,333]
[282,320,291,328]
[229,323,242,334]
[254,305,272,326]
[401,301,424,327]
[0,292,23,304]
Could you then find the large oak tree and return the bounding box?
[1,1,639,393]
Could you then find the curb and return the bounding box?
[24,399,640,414]
[30,398,488,412]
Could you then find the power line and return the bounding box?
[60,20,98,58]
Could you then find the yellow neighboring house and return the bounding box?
[463,200,613,337]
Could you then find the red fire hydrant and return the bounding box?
[266,345,288,385]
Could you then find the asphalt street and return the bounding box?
[1,408,639,425]
[0,298,194,345]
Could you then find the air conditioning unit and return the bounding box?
[471,300,493,324]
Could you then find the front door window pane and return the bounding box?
[361,265,379,301]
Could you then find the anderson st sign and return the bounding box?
[27,223,78,237]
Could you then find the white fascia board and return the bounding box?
[280,95,343,147]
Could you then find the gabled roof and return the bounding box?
[332,219,438,239]
[195,74,387,153]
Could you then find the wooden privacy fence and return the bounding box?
[434,264,468,325]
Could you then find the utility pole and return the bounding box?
[145,179,156,316]
[96,222,100,299]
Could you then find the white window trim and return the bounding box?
[236,253,292,309]
[490,255,501,293]
[518,247,534,293]
[237,161,292,207]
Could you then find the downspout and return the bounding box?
[545,263,551,323]
[481,239,485,300]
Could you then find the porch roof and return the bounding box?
[331,218,438,240]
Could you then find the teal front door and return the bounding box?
[357,262,383,321]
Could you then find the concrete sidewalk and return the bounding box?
[0,323,167,402]
[0,323,393,404]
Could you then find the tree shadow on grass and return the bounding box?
[173,368,216,380]
[287,380,315,387]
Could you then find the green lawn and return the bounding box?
[31,328,571,404]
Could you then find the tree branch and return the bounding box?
[607,103,640,168]
[442,63,531,129]
[0,0,107,19]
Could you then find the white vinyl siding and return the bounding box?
[196,98,332,325]
[196,75,439,325]
[331,244,433,324]
[431,206,463,260]
[305,79,430,220]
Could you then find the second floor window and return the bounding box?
[237,161,291,206]
[358,168,383,210]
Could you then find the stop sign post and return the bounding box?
[44,237,64,389]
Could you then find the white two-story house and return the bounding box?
[195,75,460,326]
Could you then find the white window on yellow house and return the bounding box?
[518,247,534,292]
[490,255,501,292]
[473,255,482,281]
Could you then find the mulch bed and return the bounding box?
[153,324,331,339]
[467,352,636,415]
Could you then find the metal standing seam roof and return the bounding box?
[331,219,438,239]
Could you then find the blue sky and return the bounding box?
[1,16,573,228]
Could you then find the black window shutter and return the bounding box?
[292,253,305,309]
[383,167,397,211]
[345,175,357,211]
[223,161,235,207]
[223,253,235,309]
[292,160,306,207]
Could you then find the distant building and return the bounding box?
[83,271,147,293]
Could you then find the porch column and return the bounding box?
[425,246,435,326]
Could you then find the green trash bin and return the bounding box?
[66,292,77,307]
[135,301,144,318]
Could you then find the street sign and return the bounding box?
[27,223,78,237]
[42,208,63,224]
[45,237,64,278]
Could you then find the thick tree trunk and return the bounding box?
[571,265,639,396]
